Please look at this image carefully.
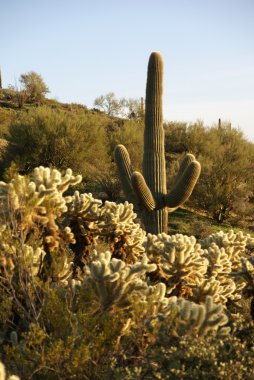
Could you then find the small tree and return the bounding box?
[188,125,254,223]
[0,67,2,89]
[94,92,125,116]
[19,71,49,104]
[124,97,144,121]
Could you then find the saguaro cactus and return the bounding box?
[114,52,201,234]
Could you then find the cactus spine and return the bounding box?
[114,52,201,234]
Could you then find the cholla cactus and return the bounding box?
[0,166,81,250]
[201,230,254,271]
[67,191,102,230]
[202,242,245,303]
[191,277,238,304]
[68,194,146,274]
[98,201,146,262]
[165,295,230,337]
[0,361,20,380]
[0,167,82,231]
[19,245,46,277]
[98,201,138,235]
[198,231,252,303]
[85,250,156,311]
[0,224,45,277]
[145,232,247,304]
[67,192,103,275]
[32,166,82,195]
[145,233,208,295]
[0,167,81,282]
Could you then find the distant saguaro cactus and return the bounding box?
[114,52,201,234]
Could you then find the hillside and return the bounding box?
[1,87,254,237]
[0,88,109,136]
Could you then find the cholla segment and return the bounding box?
[67,192,102,229]
[167,295,230,337]
[192,277,238,304]
[0,167,81,282]
[202,243,245,302]
[204,243,232,277]
[99,201,136,230]
[68,195,146,262]
[201,230,254,271]
[32,166,82,194]
[0,226,46,277]
[0,167,82,229]
[145,233,208,290]
[85,251,156,311]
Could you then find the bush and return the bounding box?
[6,106,110,177]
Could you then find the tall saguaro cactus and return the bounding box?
[114,52,201,234]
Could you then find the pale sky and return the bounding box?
[2,0,254,141]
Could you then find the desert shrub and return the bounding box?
[94,166,122,201]
[165,122,254,226]
[114,329,254,380]
[0,108,16,138]
[5,106,110,177]
[106,119,144,171]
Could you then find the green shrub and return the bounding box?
[6,106,110,177]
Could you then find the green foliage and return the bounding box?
[114,329,254,380]
[5,106,109,177]
[165,121,254,225]
[94,92,125,117]
[105,119,144,172]
[124,97,144,121]
[94,93,144,121]
[0,108,15,138]
[19,71,49,104]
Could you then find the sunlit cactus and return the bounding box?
[166,295,230,337]
[201,230,254,266]
[114,52,201,234]
[145,233,208,295]
[67,194,146,272]
[85,250,157,311]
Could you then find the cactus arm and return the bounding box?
[114,144,136,204]
[173,153,196,188]
[164,159,201,208]
[131,171,156,211]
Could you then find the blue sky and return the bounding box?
[2,0,254,141]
